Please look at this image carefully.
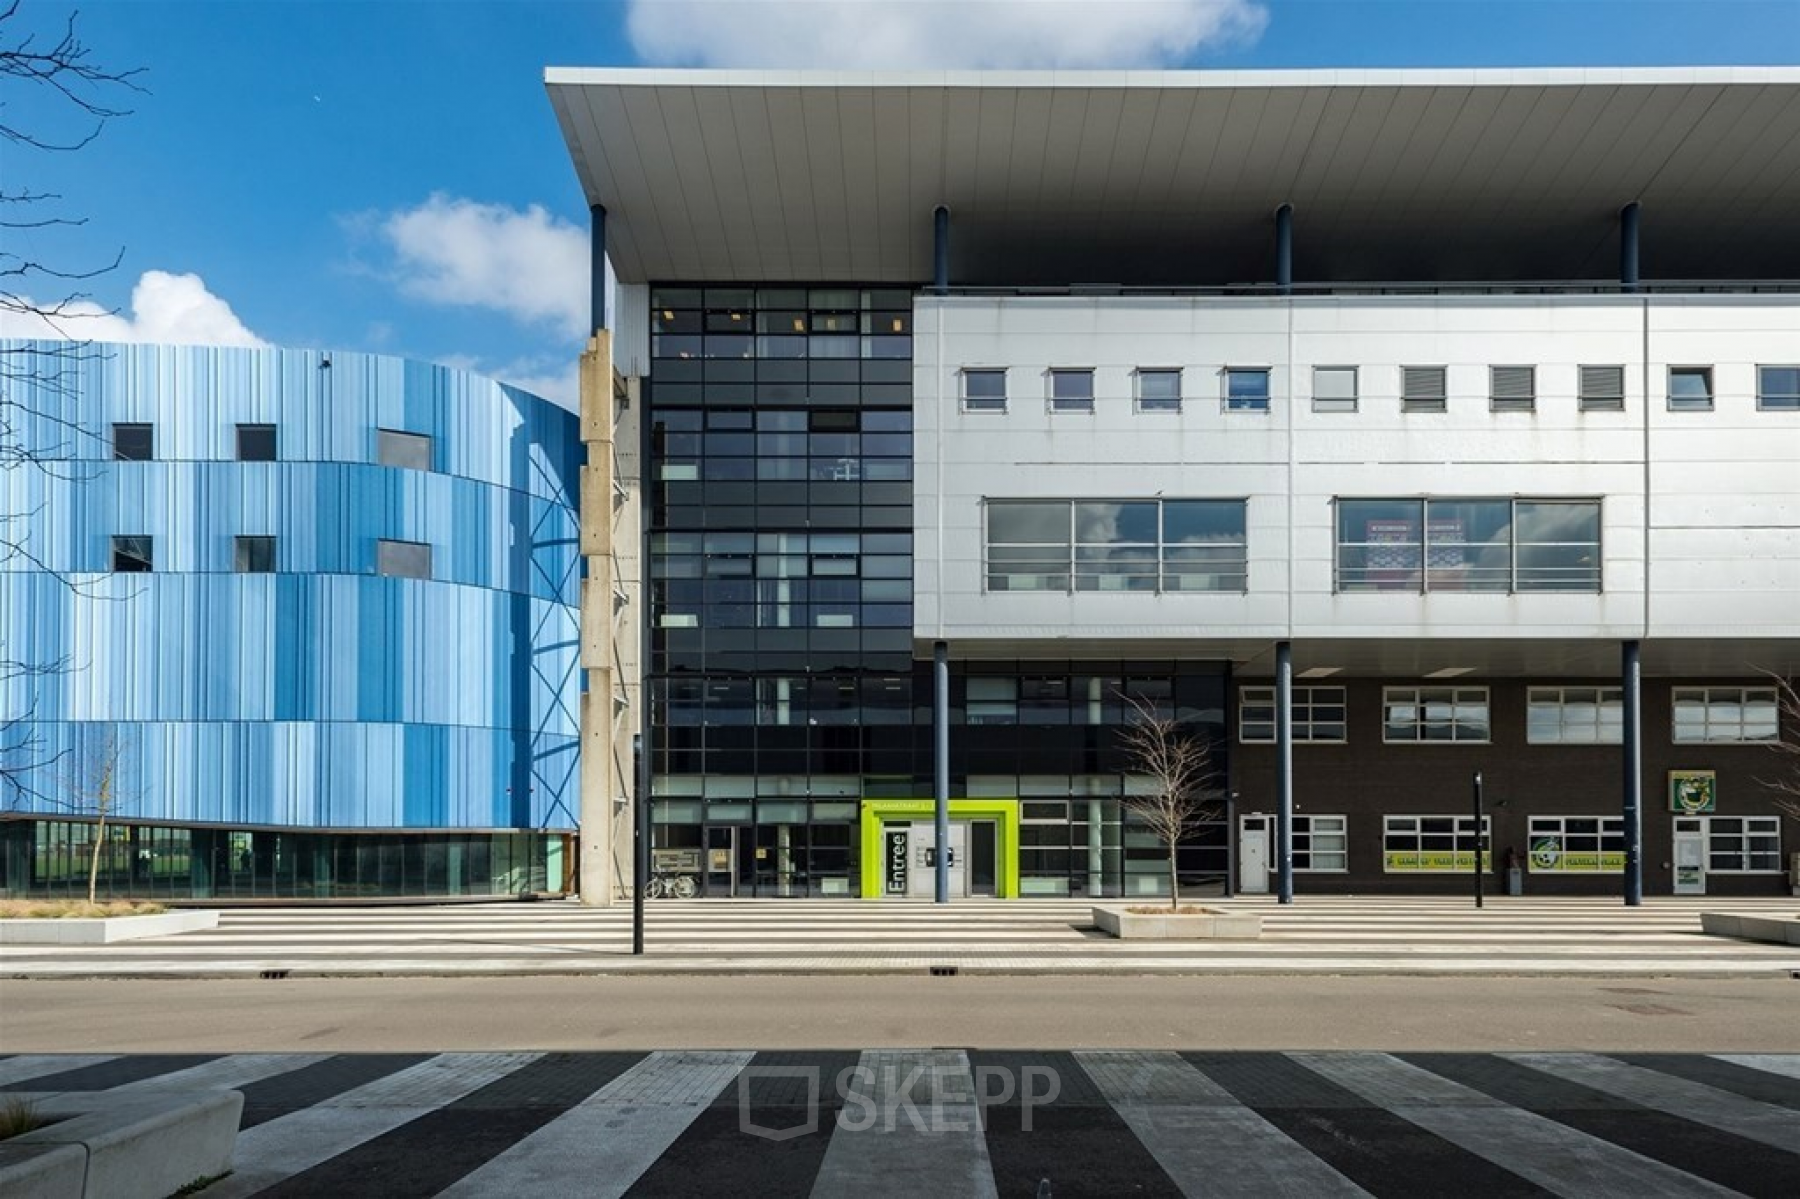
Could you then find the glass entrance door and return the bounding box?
[705,826,739,897]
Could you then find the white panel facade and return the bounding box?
[915,294,1800,645]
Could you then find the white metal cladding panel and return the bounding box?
[913,294,1800,642]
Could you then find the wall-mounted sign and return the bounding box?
[1527,840,1626,873]
[1668,770,1717,813]
[1383,851,1492,872]
[884,828,909,895]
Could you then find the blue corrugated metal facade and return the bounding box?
[0,341,581,897]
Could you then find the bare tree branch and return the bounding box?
[1753,668,1800,822]
[1116,692,1221,909]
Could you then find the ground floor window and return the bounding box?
[1293,815,1348,872]
[0,819,568,900]
[1382,814,1491,872]
[1527,816,1625,872]
[1706,816,1783,873]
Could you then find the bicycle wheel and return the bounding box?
[672,875,697,899]
[644,876,665,900]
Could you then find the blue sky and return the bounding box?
[6,0,1797,404]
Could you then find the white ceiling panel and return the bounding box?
[545,68,1800,285]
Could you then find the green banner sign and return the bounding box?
[1384,850,1492,872]
[1668,770,1717,813]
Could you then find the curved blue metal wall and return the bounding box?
[0,340,581,832]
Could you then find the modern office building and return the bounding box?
[549,67,1800,900]
[0,342,583,899]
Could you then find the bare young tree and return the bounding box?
[1,2,142,803]
[1117,692,1221,909]
[37,727,132,902]
[1756,669,1800,822]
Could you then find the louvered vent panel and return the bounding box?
[1401,366,1447,411]
[1580,365,1626,410]
[1491,365,1536,411]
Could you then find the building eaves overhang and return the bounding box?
[545,67,1800,287]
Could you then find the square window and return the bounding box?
[1224,368,1270,412]
[112,423,153,461]
[1489,365,1536,413]
[1579,365,1626,411]
[1401,366,1448,412]
[1668,366,1713,411]
[112,535,153,572]
[1312,367,1357,413]
[234,535,276,573]
[236,423,277,462]
[1049,368,1095,413]
[1758,365,1800,411]
[376,539,432,579]
[378,428,434,471]
[961,368,1007,413]
[1136,369,1182,412]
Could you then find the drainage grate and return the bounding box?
[929,965,959,977]
[260,969,290,980]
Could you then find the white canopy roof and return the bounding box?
[546,68,1800,286]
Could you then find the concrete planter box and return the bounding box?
[0,1089,241,1199]
[0,910,218,945]
[1700,912,1800,946]
[1092,906,1263,940]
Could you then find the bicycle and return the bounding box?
[644,869,697,899]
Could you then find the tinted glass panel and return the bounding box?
[378,429,434,471]
[236,424,277,462]
[113,423,153,461]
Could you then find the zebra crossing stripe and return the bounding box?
[435,1051,752,1199]
[1076,1051,1371,1197]
[202,1052,542,1199]
[104,1052,331,1096]
[1505,1052,1800,1154]
[1711,1054,1800,1083]
[810,1050,998,1199]
[1292,1053,1739,1199]
[0,1054,120,1086]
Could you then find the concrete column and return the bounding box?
[1620,202,1641,293]
[1276,641,1295,904]
[1275,203,1294,294]
[934,640,950,903]
[1622,639,1644,906]
[578,336,617,907]
[933,206,951,296]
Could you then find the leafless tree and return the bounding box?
[1756,669,1800,822]
[1,2,142,804]
[38,727,133,902]
[1117,692,1222,909]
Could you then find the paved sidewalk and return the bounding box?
[3,895,1796,978]
[2,1050,1796,1196]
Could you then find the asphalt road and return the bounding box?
[5,974,1799,1054]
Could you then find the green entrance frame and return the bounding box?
[859,798,1021,899]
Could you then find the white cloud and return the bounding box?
[0,270,267,347]
[625,0,1268,69]
[378,194,588,339]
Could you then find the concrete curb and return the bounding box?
[1700,911,1800,945]
[0,911,220,945]
[0,1089,241,1199]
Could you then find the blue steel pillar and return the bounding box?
[1622,640,1644,906]
[1275,204,1294,294]
[1276,641,1295,904]
[933,206,951,296]
[933,641,950,903]
[1620,202,1641,294]
[590,205,609,332]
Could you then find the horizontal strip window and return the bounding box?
[1671,686,1778,743]
[1528,816,1624,873]
[1705,816,1783,873]
[1383,815,1491,872]
[1335,497,1601,593]
[1383,687,1490,743]
[1527,687,1622,744]
[985,499,1247,595]
[1759,365,1800,411]
[1238,686,1346,743]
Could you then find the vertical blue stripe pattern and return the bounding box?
[0,341,581,831]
